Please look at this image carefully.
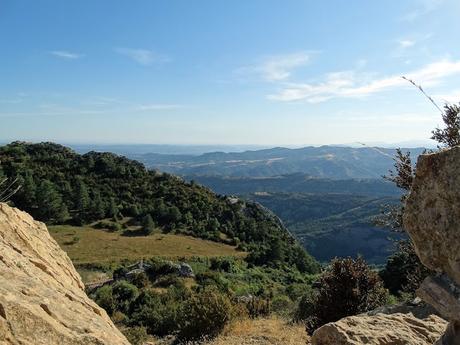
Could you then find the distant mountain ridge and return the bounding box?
[128,146,426,179]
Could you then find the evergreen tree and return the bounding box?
[108,197,119,220]
[91,190,106,219]
[36,180,66,223]
[142,214,155,235]
[73,178,90,213]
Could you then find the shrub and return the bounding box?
[122,326,148,345]
[112,280,139,315]
[94,220,122,232]
[177,287,233,341]
[297,257,388,334]
[244,297,271,318]
[271,295,293,317]
[130,272,149,289]
[380,240,432,296]
[94,285,115,315]
[130,290,182,336]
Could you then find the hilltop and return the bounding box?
[0,141,318,273]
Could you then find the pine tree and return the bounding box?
[142,214,155,235]
[91,190,106,219]
[36,180,66,223]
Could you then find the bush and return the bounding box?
[380,240,432,296]
[177,287,233,341]
[94,220,122,232]
[122,326,148,345]
[297,257,388,334]
[112,280,139,315]
[271,295,293,317]
[130,289,185,336]
[94,285,115,315]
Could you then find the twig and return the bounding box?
[402,76,443,114]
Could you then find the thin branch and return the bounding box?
[401,76,443,114]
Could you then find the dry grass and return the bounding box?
[206,317,310,345]
[49,225,245,265]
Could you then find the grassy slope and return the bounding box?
[49,225,245,265]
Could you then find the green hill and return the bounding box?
[0,141,319,273]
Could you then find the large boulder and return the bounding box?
[403,146,460,344]
[311,312,447,345]
[0,203,130,345]
[403,147,460,284]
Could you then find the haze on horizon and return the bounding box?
[1,0,460,146]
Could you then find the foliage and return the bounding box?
[90,257,314,339]
[431,103,460,148]
[141,214,155,235]
[177,287,233,341]
[297,257,388,334]
[0,142,318,272]
[121,326,148,345]
[380,240,432,295]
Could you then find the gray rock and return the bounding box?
[404,147,460,344]
[404,147,460,285]
[178,263,194,277]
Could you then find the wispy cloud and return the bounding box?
[237,52,314,82]
[50,51,84,59]
[268,59,460,103]
[399,39,416,48]
[115,48,169,66]
[401,0,444,21]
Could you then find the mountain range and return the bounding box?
[126,146,426,179]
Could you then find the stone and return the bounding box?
[311,313,447,345]
[178,263,194,277]
[403,147,460,285]
[403,146,460,344]
[0,203,130,345]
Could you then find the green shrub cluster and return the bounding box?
[91,257,316,340]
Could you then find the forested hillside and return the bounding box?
[0,141,318,273]
[181,174,402,264]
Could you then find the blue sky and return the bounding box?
[1,0,460,146]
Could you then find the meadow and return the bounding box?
[49,225,245,265]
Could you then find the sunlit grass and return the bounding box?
[49,225,245,265]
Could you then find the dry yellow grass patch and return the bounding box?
[207,317,310,345]
[49,225,245,265]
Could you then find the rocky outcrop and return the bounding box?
[404,147,460,344]
[0,203,130,345]
[403,147,460,285]
[311,312,447,345]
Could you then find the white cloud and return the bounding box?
[50,51,84,59]
[268,59,460,103]
[399,39,416,48]
[237,52,313,82]
[115,48,168,66]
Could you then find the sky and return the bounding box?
[1,0,460,146]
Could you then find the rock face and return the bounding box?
[403,146,460,345]
[0,203,130,345]
[403,147,460,284]
[311,313,447,345]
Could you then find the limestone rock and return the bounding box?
[311,313,447,345]
[0,203,130,345]
[403,147,460,285]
